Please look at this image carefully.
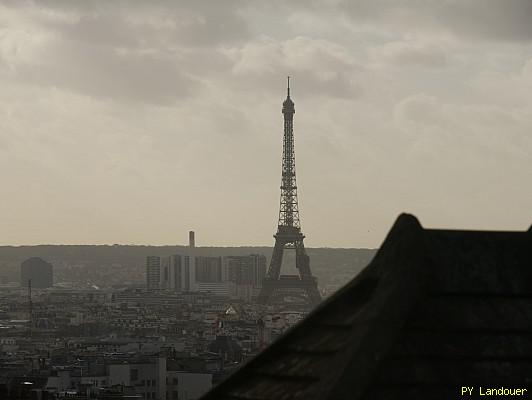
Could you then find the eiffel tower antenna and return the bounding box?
[258,78,321,305]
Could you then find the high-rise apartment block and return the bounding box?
[146,256,161,290]
[164,254,197,291]
[195,257,222,283]
[223,255,266,288]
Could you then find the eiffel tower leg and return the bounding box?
[295,242,321,304]
[305,282,322,305]
[268,239,285,279]
[295,242,311,278]
[257,239,285,304]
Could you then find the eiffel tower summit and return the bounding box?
[258,77,322,305]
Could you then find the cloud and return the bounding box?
[0,3,242,104]
[4,0,252,47]
[393,93,532,163]
[394,94,448,128]
[224,36,363,99]
[371,40,447,68]
[435,0,532,42]
[0,0,255,104]
[18,42,199,104]
[339,0,532,42]
[522,58,532,81]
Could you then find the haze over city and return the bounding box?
[1,0,531,248]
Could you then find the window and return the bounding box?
[173,390,178,399]
[172,377,178,385]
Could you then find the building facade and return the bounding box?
[223,255,266,288]
[195,257,222,283]
[146,256,161,290]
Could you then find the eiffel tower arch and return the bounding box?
[257,78,321,305]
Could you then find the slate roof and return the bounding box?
[200,213,532,400]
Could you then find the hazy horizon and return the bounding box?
[1,1,531,248]
[0,242,377,250]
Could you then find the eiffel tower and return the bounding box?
[258,77,321,305]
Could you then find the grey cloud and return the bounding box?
[394,94,532,163]
[17,41,199,104]
[226,37,363,100]
[7,0,252,48]
[436,0,532,42]
[165,2,251,47]
[394,94,447,128]
[339,0,532,42]
[287,71,361,99]
[56,14,142,48]
[0,0,252,103]
[230,68,362,101]
[373,41,447,68]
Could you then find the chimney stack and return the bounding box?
[189,231,195,248]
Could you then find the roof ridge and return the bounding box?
[325,214,430,399]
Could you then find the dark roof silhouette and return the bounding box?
[200,213,532,400]
[208,335,243,355]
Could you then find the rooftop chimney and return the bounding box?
[189,231,195,248]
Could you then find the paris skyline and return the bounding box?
[1,1,531,248]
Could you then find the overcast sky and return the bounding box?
[1,0,531,248]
